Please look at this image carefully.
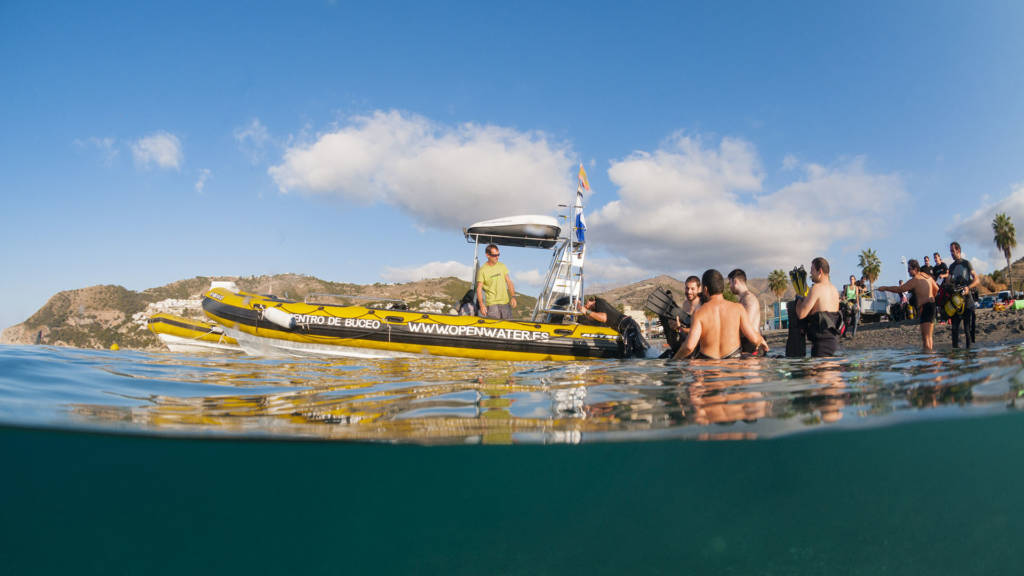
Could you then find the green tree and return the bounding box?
[858,248,881,292]
[768,269,788,303]
[993,212,1017,293]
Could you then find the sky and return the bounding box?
[3,0,1024,330]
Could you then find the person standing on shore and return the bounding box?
[932,252,948,282]
[947,241,979,348]
[843,274,863,338]
[476,244,517,320]
[877,259,939,351]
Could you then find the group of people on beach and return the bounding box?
[875,242,979,351]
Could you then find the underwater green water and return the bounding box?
[3,416,1024,575]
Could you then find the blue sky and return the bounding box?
[3,1,1024,330]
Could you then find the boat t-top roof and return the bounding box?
[463,214,562,249]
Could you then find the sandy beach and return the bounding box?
[763,307,1024,353]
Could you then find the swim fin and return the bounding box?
[644,287,684,319]
[789,266,809,297]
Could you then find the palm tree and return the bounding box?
[993,212,1017,294]
[768,269,788,303]
[858,249,881,292]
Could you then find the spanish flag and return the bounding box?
[577,163,590,192]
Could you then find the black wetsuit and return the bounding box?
[585,297,647,358]
[583,297,624,330]
[806,311,842,357]
[947,258,976,348]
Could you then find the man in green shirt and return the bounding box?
[476,244,517,319]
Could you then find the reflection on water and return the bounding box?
[1,343,1023,443]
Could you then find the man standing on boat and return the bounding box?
[476,244,517,320]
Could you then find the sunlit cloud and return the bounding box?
[131,131,182,170]
[949,183,1024,264]
[587,133,907,277]
[269,110,575,229]
[381,260,473,283]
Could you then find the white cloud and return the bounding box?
[234,118,272,164]
[75,137,119,165]
[132,131,182,170]
[381,260,473,283]
[970,256,991,274]
[195,169,211,194]
[587,133,907,276]
[949,183,1024,263]
[269,110,574,228]
[585,257,653,287]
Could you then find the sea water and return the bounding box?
[2,343,1024,575]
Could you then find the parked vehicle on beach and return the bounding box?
[979,295,995,309]
[860,289,898,322]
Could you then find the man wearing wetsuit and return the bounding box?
[672,269,768,360]
[580,296,648,358]
[579,296,624,330]
[921,256,933,278]
[931,252,948,282]
[794,257,842,357]
[877,259,939,351]
[947,241,979,348]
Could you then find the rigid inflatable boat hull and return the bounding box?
[202,288,623,361]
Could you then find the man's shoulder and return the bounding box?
[741,292,759,305]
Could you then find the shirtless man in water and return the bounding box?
[668,275,702,336]
[877,259,939,351]
[673,269,768,360]
[794,257,842,357]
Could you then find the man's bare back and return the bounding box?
[674,295,766,359]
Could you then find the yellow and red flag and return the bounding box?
[577,163,590,192]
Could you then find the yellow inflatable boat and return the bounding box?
[147,313,241,353]
[202,288,627,361]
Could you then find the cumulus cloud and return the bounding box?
[587,133,907,276]
[584,257,655,287]
[235,118,272,164]
[949,183,1024,263]
[269,110,574,228]
[970,257,991,274]
[132,131,182,170]
[381,260,474,283]
[195,169,211,194]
